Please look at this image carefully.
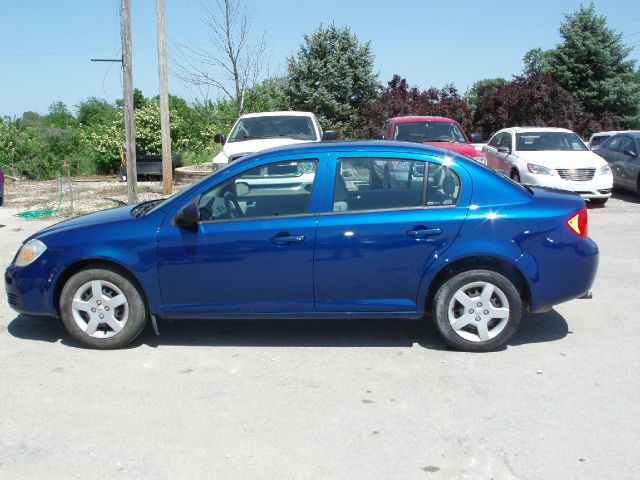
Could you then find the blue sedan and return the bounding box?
[5,141,598,352]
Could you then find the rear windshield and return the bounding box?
[516,132,588,151]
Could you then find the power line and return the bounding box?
[0,47,153,58]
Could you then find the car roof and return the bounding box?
[608,131,640,138]
[239,111,315,119]
[590,130,626,138]
[391,116,457,124]
[242,140,472,163]
[501,127,576,134]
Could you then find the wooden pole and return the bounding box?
[121,0,138,204]
[157,0,172,195]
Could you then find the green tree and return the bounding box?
[77,98,118,126]
[244,77,289,113]
[465,78,508,113]
[286,23,379,137]
[522,48,552,76]
[527,3,640,125]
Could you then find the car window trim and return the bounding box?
[198,211,318,225]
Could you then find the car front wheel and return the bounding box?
[60,267,147,349]
[433,269,522,352]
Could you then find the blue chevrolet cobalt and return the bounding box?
[5,141,598,351]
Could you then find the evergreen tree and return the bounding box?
[525,3,640,125]
[286,23,379,137]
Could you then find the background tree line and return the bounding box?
[1,2,639,179]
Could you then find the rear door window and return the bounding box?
[332,158,460,212]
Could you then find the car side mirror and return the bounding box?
[497,146,511,155]
[322,130,338,141]
[234,181,250,197]
[470,132,483,143]
[174,199,200,227]
[372,133,384,140]
[214,133,226,145]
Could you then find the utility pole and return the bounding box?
[156,0,172,195]
[121,0,138,204]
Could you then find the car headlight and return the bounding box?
[15,239,47,267]
[527,163,554,175]
[599,164,612,175]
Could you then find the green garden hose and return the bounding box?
[14,176,63,219]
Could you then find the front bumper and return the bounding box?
[5,261,57,318]
[521,171,613,199]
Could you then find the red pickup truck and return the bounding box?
[376,116,486,164]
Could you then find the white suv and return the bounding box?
[213,111,335,164]
[483,127,613,204]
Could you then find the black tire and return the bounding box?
[59,267,147,349]
[433,269,522,352]
[510,170,521,183]
[589,197,608,205]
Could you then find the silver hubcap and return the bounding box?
[447,281,509,342]
[71,280,129,338]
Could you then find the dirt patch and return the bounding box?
[4,176,192,219]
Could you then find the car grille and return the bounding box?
[556,168,595,181]
[7,293,19,306]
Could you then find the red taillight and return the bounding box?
[566,205,588,238]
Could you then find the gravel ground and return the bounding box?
[3,176,190,217]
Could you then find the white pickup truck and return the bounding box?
[213,111,337,164]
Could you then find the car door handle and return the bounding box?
[269,233,305,245]
[406,227,442,238]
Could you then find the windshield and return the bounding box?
[393,121,467,143]
[516,132,588,151]
[229,115,317,142]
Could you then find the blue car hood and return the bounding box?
[31,205,136,240]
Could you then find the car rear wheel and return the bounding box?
[433,269,522,352]
[60,267,147,349]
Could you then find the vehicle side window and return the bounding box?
[488,133,501,147]
[603,135,622,152]
[494,133,511,150]
[198,159,318,221]
[333,158,460,212]
[618,136,635,155]
[333,158,424,212]
[501,133,513,150]
[425,164,461,207]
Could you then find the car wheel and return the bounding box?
[433,269,522,352]
[59,267,147,349]
[510,170,521,183]
[589,198,608,205]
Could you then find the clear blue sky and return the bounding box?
[2,0,639,117]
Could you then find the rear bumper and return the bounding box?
[516,229,599,312]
